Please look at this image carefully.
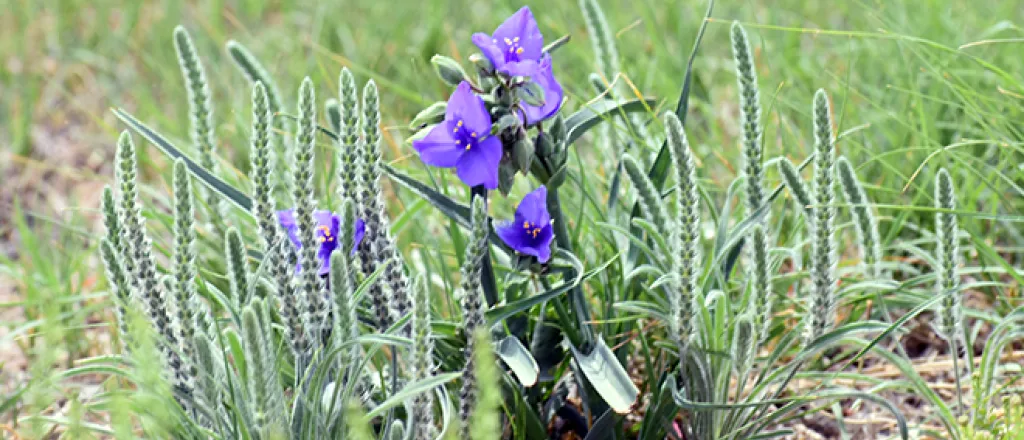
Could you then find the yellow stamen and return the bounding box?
[513,37,520,42]
[457,120,463,127]
[504,37,512,45]
[516,48,523,55]
[470,132,477,137]
[523,221,530,229]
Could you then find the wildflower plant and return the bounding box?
[85,5,1013,440]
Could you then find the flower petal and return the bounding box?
[413,123,463,168]
[499,59,540,78]
[455,136,502,189]
[531,225,554,263]
[521,56,563,125]
[516,185,550,226]
[472,32,505,72]
[276,209,301,248]
[496,221,531,250]
[447,81,491,134]
[492,7,543,61]
[351,218,366,256]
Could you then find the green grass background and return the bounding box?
[1,0,1022,435]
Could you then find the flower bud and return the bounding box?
[408,101,447,130]
[512,137,535,174]
[550,114,567,144]
[469,53,494,74]
[498,161,516,197]
[516,81,546,107]
[534,131,555,158]
[431,55,469,87]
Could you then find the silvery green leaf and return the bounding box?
[113,107,253,213]
[430,54,469,86]
[570,338,639,414]
[406,124,435,145]
[495,336,539,386]
[512,137,535,174]
[564,98,657,147]
[408,101,447,129]
[517,81,546,107]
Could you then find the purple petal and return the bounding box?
[516,185,550,226]
[351,218,366,256]
[521,56,563,125]
[472,33,506,72]
[455,136,502,189]
[317,243,336,276]
[446,82,491,134]
[499,59,540,78]
[313,210,336,229]
[496,221,532,250]
[276,209,301,248]
[413,123,464,168]
[527,225,554,263]
[492,7,543,61]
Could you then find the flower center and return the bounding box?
[522,221,541,239]
[317,225,334,243]
[499,36,524,61]
[451,119,480,151]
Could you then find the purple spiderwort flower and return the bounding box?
[520,54,564,125]
[412,81,502,189]
[496,185,554,263]
[276,209,366,275]
[471,7,544,77]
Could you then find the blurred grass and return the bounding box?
[1,0,1023,434]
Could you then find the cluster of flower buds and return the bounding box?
[410,6,567,264]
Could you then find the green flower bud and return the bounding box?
[517,81,546,107]
[498,162,517,197]
[534,132,555,159]
[409,101,447,130]
[512,137,535,174]
[469,53,493,74]
[431,55,470,86]
[550,114,567,144]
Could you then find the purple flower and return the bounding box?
[412,82,502,189]
[471,7,544,77]
[496,186,554,263]
[520,55,564,125]
[276,209,366,275]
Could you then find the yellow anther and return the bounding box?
[523,221,530,229]
[513,37,520,42]
[465,144,471,150]
[504,37,512,45]
[470,132,477,137]
[516,48,524,55]
[457,120,464,127]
